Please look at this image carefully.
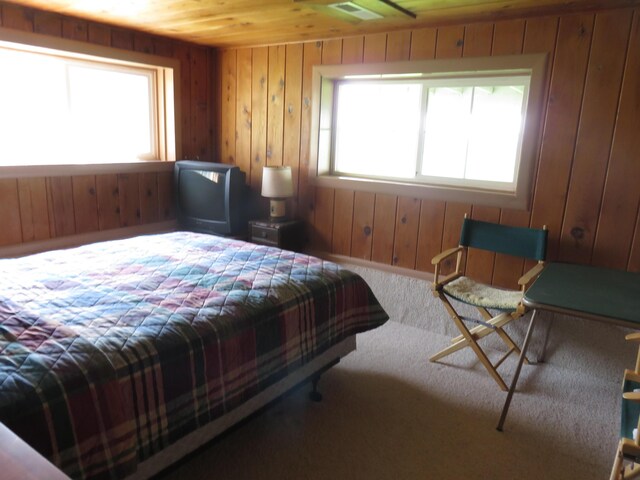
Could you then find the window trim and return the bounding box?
[0,27,181,178]
[309,53,548,210]
[0,160,174,180]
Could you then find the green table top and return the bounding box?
[523,262,640,327]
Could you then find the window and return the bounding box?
[0,28,178,169]
[311,54,547,209]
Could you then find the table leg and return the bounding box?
[496,309,538,432]
[537,312,552,363]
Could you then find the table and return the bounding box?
[497,262,640,431]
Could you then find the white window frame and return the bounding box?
[0,27,181,178]
[309,54,548,210]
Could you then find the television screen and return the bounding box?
[178,169,227,221]
[174,161,247,236]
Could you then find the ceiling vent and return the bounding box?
[328,2,383,20]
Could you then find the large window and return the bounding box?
[0,28,178,169]
[311,55,547,209]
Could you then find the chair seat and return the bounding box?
[443,276,522,310]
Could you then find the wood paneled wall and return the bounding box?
[0,2,215,247]
[0,173,175,246]
[3,2,638,281]
[217,7,640,287]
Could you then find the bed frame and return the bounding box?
[127,335,357,479]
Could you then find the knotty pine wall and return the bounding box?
[0,2,214,248]
[216,7,640,287]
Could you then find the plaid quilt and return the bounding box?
[0,231,388,479]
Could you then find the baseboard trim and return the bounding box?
[308,250,434,282]
[0,221,178,258]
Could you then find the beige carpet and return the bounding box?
[158,265,636,480]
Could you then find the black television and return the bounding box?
[174,160,248,236]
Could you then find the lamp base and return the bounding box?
[269,199,287,221]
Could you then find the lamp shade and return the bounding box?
[261,166,294,198]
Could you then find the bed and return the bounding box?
[0,231,388,479]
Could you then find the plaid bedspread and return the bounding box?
[0,231,388,479]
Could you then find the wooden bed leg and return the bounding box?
[309,377,323,402]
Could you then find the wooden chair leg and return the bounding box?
[458,320,508,391]
[432,327,525,366]
[447,313,531,366]
[430,336,472,362]
[431,293,479,361]
[450,312,513,343]
[609,439,640,480]
[432,293,508,391]
[609,441,624,480]
[625,463,640,479]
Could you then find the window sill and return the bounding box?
[313,174,529,210]
[0,160,174,179]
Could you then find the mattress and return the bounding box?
[0,231,388,479]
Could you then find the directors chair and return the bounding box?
[610,333,640,480]
[430,215,548,391]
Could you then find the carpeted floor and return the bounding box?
[158,265,636,480]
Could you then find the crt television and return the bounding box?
[174,160,248,236]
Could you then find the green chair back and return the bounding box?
[459,218,547,261]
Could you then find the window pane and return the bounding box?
[465,86,524,183]
[67,65,154,162]
[334,82,422,179]
[0,46,157,166]
[0,49,69,165]
[421,87,472,179]
[421,84,525,185]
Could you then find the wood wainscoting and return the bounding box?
[216,7,640,287]
[0,170,175,249]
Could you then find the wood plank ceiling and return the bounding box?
[3,0,639,47]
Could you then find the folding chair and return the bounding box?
[430,215,548,391]
[610,333,640,480]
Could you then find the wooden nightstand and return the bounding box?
[249,219,305,252]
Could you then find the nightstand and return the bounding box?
[249,219,305,252]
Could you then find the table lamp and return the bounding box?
[261,166,294,221]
